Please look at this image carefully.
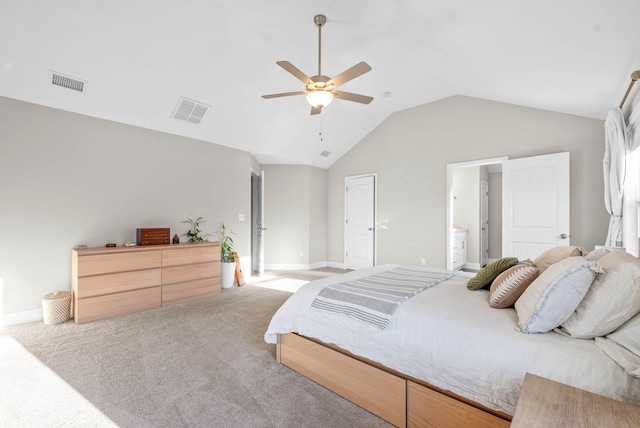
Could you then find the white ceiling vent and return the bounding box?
[49,70,85,92]
[172,97,210,125]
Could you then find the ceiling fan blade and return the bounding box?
[277,61,314,86]
[333,91,374,104]
[327,62,372,88]
[310,105,322,115]
[261,91,307,99]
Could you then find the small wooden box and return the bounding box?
[136,228,170,246]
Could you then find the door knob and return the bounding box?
[368,227,373,231]
[560,233,567,239]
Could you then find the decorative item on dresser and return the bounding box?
[181,217,212,242]
[71,242,221,324]
[136,228,170,246]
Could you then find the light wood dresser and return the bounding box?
[72,242,221,324]
[511,373,640,427]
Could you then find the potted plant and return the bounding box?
[181,217,212,242]
[216,222,236,289]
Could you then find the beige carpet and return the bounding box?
[0,269,392,427]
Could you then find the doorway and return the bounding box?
[345,174,377,270]
[251,170,265,276]
[447,157,506,271]
[446,152,571,269]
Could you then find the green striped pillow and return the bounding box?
[467,257,519,290]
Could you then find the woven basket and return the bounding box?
[42,291,71,325]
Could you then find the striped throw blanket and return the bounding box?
[311,266,455,329]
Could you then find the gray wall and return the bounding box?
[0,96,260,317]
[309,166,328,264]
[262,164,327,268]
[327,95,609,268]
[0,93,616,317]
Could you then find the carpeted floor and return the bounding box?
[0,269,392,428]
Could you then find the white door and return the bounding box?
[480,180,489,267]
[345,175,376,270]
[502,152,570,260]
[251,170,265,276]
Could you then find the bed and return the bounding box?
[264,263,640,427]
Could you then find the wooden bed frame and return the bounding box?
[277,333,512,428]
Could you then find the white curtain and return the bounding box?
[627,107,640,151]
[603,107,628,247]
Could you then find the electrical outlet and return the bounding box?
[238,213,245,221]
[421,258,426,266]
[299,250,304,257]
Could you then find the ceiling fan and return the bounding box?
[262,14,373,115]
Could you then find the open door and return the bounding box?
[480,180,489,267]
[251,170,265,276]
[502,152,570,260]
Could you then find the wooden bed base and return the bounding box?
[277,333,511,428]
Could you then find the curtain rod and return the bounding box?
[619,70,640,108]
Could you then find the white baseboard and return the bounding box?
[463,262,482,271]
[264,261,330,271]
[327,261,346,269]
[3,308,43,327]
[1,276,44,326]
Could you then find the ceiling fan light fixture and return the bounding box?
[306,90,333,108]
[262,14,372,115]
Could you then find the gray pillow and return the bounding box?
[558,251,640,338]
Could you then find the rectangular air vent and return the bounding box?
[49,71,86,92]
[172,97,210,125]
[320,151,331,157]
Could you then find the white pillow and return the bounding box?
[595,314,640,378]
[584,247,610,261]
[515,256,601,334]
[558,251,640,338]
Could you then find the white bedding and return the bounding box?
[264,265,640,415]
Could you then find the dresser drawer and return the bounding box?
[78,251,161,276]
[162,245,220,267]
[162,277,221,305]
[76,269,162,299]
[74,286,161,324]
[162,261,220,285]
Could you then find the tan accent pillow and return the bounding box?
[558,251,640,338]
[489,264,540,308]
[515,257,601,334]
[533,246,586,273]
[467,257,519,291]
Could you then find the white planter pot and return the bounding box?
[220,262,236,289]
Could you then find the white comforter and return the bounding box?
[264,265,640,415]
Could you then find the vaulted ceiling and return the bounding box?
[2,1,639,167]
